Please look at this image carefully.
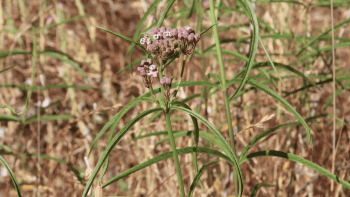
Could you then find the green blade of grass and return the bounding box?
[173,101,202,189]
[94,26,159,66]
[88,96,155,156]
[41,51,87,79]
[250,183,276,197]
[247,79,313,147]
[0,114,20,122]
[0,50,30,59]
[283,76,349,97]
[188,160,219,197]
[25,115,75,124]
[156,0,176,27]
[258,36,285,87]
[239,150,350,189]
[200,20,219,35]
[294,42,350,65]
[82,107,163,197]
[239,114,326,159]
[102,147,233,189]
[232,61,320,91]
[116,55,146,75]
[0,65,17,74]
[128,0,161,72]
[37,15,86,31]
[0,156,22,197]
[228,0,259,102]
[297,17,350,56]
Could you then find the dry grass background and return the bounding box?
[0,0,349,196]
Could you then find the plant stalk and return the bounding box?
[209,0,238,195]
[165,112,185,197]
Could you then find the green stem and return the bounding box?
[165,112,185,197]
[171,54,186,105]
[209,0,238,195]
[208,0,235,155]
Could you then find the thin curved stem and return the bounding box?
[170,54,187,105]
[165,112,185,197]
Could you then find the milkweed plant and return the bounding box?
[1,0,350,197]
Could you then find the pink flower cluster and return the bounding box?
[137,58,158,88]
[142,26,201,60]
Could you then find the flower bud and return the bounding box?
[137,67,146,76]
[149,64,156,71]
[159,27,165,32]
[146,58,152,65]
[182,31,188,39]
[194,33,201,42]
[152,27,159,33]
[185,26,194,34]
[146,38,152,45]
[160,76,172,85]
[141,60,146,66]
[188,33,195,43]
[171,29,178,37]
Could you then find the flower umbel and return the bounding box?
[141,26,201,60]
[137,58,158,88]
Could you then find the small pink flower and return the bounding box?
[46,16,53,24]
[160,76,171,85]
[146,58,152,65]
[147,68,158,78]
[202,0,210,8]
[194,34,201,42]
[58,3,63,9]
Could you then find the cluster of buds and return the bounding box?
[160,76,173,100]
[140,26,201,60]
[137,58,158,88]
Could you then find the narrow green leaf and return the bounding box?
[188,160,219,197]
[82,108,163,197]
[102,147,232,189]
[294,42,350,65]
[37,15,86,31]
[0,114,19,122]
[297,17,350,56]
[239,115,326,159]
[258,36,285,87]
[88,96,155,156]
[0,65,17,74]
[41,51,87,79]
[0,156,22,197]
[116,56,146,75]
[0,50,30,59]
[247,79,313,147]
[25,115,75,124]
[229,0,259,101]
[173,101,202,190]
[200,20,219,35]
[250,183,276,197]
[239,150,350,189]
[156,0,176,27]
[233,61,321,91]
[128,0,162,72]
[94,26,152,57]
